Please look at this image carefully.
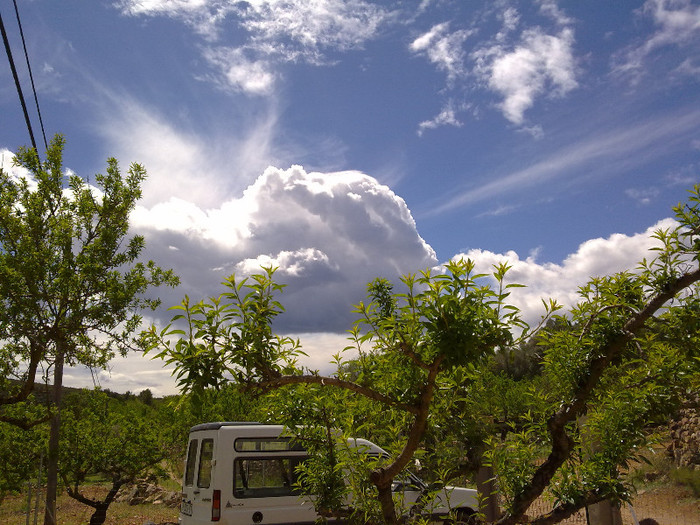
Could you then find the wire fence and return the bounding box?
[524,484,700,525]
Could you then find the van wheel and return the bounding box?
[444,508,478,525]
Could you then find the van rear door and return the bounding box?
[181,435,217,524]
[229,436,317,524]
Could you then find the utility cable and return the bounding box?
[0,9,38,153]
[13,0,47,150]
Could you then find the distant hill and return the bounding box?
[3,379,161,405]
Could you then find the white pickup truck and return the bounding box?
[179,422,478,525]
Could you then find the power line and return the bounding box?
[13,0,48,150]
[0,9,38,153]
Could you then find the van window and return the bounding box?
[197,439,214,488]
[233,457,305,498]
[184,440,198,487]
[235,438,305,452]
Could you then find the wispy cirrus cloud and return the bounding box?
[537,0,573,26]
[117,0,389,95]
[614,0,700,79]
[93,89,281,208]
[416,100,467,136]
[424,107,700,216]
[200,47,277,95]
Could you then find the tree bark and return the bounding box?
[43,350,64,525]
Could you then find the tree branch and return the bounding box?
[61,473,99,509]
[253,374,421,415]
[498,266,700,524]
[0,412,49,430]
[398,341,431,370]
[0,339,43,406]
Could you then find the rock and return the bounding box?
[116,479,181,507]
[667,404,700,469]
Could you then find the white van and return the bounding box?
[179,422,478,524]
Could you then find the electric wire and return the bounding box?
[0,9,38,153]
[12,0,48,150]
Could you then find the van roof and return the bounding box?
[189,421,262,432]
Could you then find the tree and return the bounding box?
[144,185,700,524]
[59,389,166,525]
[0,135,178,525]
[144,260,527,524]
[137,388,154,406]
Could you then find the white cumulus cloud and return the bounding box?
[132,164,437,332]
[409,3,578,128]
[453,218,679,326]
[472,27,577,125]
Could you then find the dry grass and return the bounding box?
[2,480,698,525]
[0,484,178,525]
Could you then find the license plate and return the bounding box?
[181,500,193,516]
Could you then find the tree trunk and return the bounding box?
[65,478,124,525]
[586,500,622,525]
[370,359,444,525]
[376,481,398,525]
[43,350,64,525]
[476,464,500,522]
[88,503,109,525]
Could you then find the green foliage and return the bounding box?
[0,135,179,525]
[142,266,301,396]
[485,426,541,509]
[60,389,166,486]
[146,258,529,523]
[57,388,168,525]
[0,414,46,502]
[353,260,523,370]
[0,135,178,415]
[478,187,700,522]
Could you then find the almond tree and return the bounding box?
[0,135,178,525]
[59,389,166,525]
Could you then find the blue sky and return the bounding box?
[1,0,699,395]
